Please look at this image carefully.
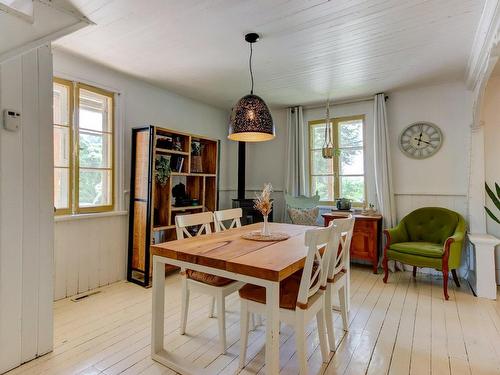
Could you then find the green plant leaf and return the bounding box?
[496,182,500,200]
[485,206,500,224]
[485,182,500,211]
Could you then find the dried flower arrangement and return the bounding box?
[254,183,273,217]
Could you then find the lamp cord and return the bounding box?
[249,42,254,94]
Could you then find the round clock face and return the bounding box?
[399,122,443,159]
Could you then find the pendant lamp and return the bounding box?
[228,33,275,142]
[322,100,334,159]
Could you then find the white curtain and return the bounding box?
[285,106,308,196]
[373,94,400,271]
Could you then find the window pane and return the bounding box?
[53,83,69,126]
[79,169,112,207]
[311,150,333,175]
[340,149,364,175]
[311,123,330,149]
[79,131,112,168]
[79,88,112,132]
[339,120,363,147]
[340,176,364,202]
[311,175,334,201]
[54,168,69,209]
[54,125,70,167]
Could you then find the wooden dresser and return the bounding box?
[322,212,382,273]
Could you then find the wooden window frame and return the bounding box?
[53,78,115,215]
[309,115,366,206]
[53,77,73,215]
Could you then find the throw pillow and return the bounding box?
[288,207,319,226]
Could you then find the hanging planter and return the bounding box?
[322,100,335,159]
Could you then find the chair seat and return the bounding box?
[239,273,302,310]
[239,263,325,310]
[186,270,234,287]
[327,269,346,283]
[389,242,443,258]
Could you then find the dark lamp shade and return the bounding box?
[228,94,275,142]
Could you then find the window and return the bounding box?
[309,115,365,205]
[53,78,114,215]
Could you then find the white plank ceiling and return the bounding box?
[55,0,485,109]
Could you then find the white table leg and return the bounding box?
[152,256,165,355]
[265,282,280,375]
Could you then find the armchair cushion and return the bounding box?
[389,242,443,258]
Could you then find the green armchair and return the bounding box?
[382,207,466,300]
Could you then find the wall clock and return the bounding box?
[399,121,443,159]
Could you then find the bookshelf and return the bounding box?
[127,125,219,287]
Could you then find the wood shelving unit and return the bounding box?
[127,125,220,287]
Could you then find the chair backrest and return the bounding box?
[296,223,341,309]
[400,207,463,244]
[327,215,355,280]
[213,208,242,232]
[285,192,321,209]
[175,211,214,239]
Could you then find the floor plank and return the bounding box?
[7,266,500,375]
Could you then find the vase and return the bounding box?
[261,215,270,236]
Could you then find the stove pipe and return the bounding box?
[237,141,246,200]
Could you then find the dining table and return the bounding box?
[149,221,348,375]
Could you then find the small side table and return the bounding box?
[468,233,500,300]
[322,212,383,274]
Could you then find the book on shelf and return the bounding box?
[170,155,184,172]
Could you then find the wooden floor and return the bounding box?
[7,266,500,375]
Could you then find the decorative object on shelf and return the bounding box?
[173,136,182,151]
[399,121,443,159]
[155,155,171,186]
[228,33,274,142]
[362,203,377,215]
[253,183,273,236]
[336,197,352,211]
[191,140,203,173]
[485,182,500,224]
[172,182,189,207]
[156,135,173,149]
[322,100,335,159]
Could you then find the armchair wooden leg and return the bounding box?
[442,267,449,301]
[382,255,389,283]
[451,269,460,288]
[412,266,417,278]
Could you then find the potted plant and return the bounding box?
[155,155,171,186]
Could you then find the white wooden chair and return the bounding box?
[214,208,262,328]
[213,208,242,232]
[324,215,354,350]
[175,211,244,354]
[238,223,340,374]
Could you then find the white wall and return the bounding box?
[480,74,500,281]
[251,82,472,231]
[52,49,230,299]
[387,81,472,220]
[0,45,54,373]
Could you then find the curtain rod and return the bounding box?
[298,94,388,110]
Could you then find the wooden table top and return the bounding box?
[151,222,312,282]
